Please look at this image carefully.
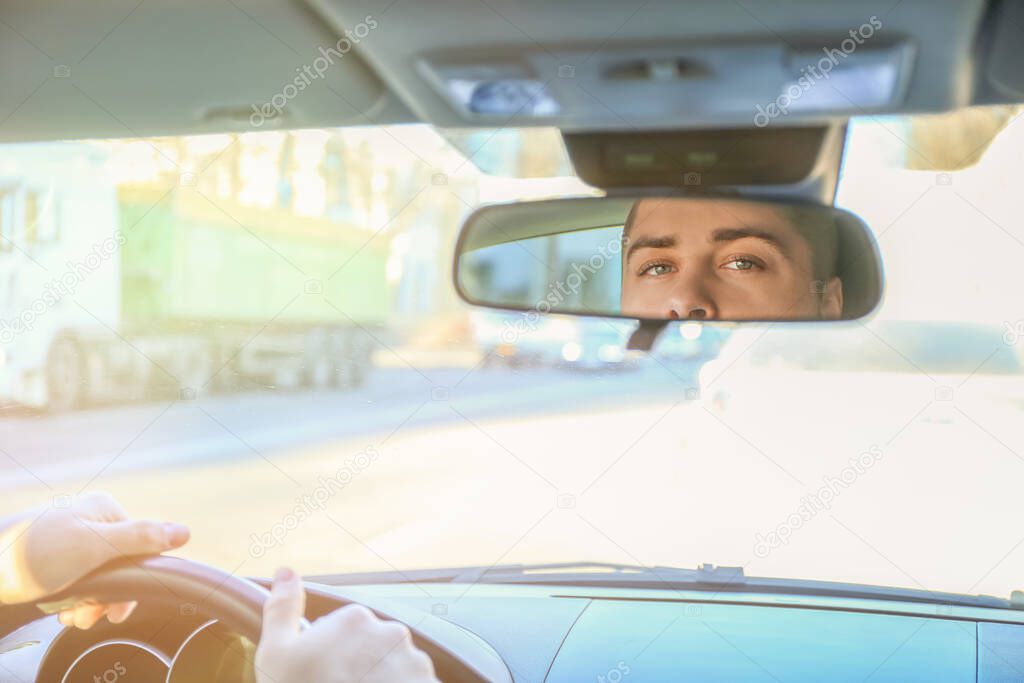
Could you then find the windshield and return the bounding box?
[2,113,1023,601]
[745,322,1023,374]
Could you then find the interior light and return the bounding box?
[447,79,560,116]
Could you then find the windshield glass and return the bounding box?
[2,113,1023,600]
[745,322,1022,374]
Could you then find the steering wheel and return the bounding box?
[38,555,275,642]
[7,556,510,683]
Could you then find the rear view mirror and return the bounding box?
[454,196,882,322]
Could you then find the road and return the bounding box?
[0,360,698,490]
[3,358,1024,602]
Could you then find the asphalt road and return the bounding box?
[3,357,1024,602]
[0,360,699,492]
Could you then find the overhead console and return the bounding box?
[311,0,1021,130]
[416,38,914,128]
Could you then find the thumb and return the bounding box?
[260,567,306,645]
[89,520,190,559]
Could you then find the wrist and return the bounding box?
[0,511,46,605]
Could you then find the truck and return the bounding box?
[0,142,389,411]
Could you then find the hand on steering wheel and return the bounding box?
[255,567,439,683]
[1,492,500,682]
[0,491,189,628]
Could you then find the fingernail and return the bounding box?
[162,523,190,547]
[274,567,295,584]
[108,601,137,624]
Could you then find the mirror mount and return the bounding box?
[562,125,846,204]
[626,320,668,352]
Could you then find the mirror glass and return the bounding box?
[455,196,882,321]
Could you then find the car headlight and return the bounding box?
[561,342,582,362]
[680,321,703,341]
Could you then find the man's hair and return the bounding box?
[777,204,840,283]
[621,199,839,282]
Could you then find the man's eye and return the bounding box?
[721,257,761,271]
[638,263,675,277]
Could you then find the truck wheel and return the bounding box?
[348,359,367,388]
[273,365,301,390]
[46,338,84,412]
[176,343,214,401]
[331,361,351,389]
[303,357,334,389]
[208,342,242,394]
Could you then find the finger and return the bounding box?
[75,491,129,522]
[88,520,190,561]
[70,604,107,630]
[403,648,438,679]
[260,568,306,645]
[378,619,413,648]
[316,603,378,639]
[106,601,137,624]
[322,603,377,627]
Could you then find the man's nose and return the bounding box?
[666,270,717,320]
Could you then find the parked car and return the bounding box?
[557,319,640,371]
[471,309,576,367]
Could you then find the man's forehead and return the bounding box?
[632,198,789,234]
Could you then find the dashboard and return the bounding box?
[4,581,1024,682]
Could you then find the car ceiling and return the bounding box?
[0,0,1021,143]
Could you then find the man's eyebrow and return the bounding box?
[710,227,787,254]
[712,228,782,249]
[626,235,676,261]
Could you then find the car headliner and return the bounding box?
[0,0,1020,144]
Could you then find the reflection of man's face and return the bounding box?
[620,199,843,320]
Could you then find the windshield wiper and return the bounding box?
[310,561,1020,611]
[306,561,712,587]
[306,562,662,585]
[451,561,744,586]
